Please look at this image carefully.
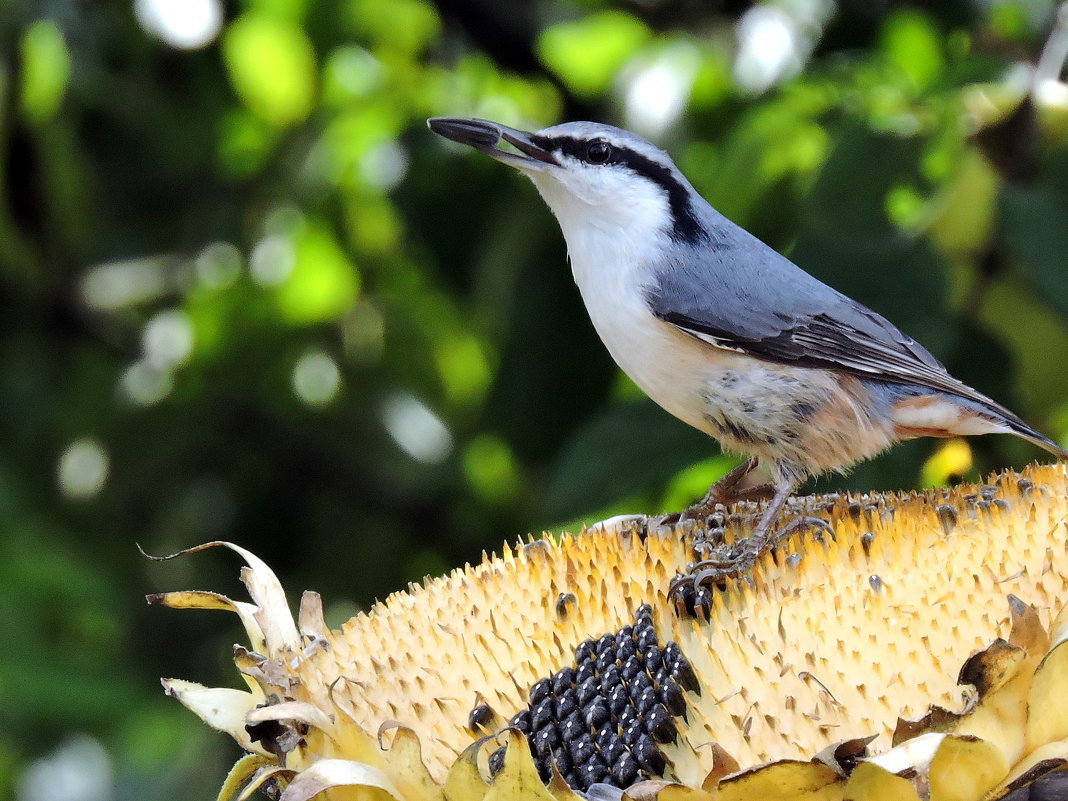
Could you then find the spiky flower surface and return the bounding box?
[153,464,1068,801]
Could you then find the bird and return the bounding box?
[427,116,1068,602]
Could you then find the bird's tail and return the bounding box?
[1003,418,1068,460]
[888,386,1068,460]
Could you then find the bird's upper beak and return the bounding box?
[427,117,557,170]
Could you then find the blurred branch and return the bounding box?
[1035,1,1068,87]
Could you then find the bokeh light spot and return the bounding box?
[359,141,409,191]
[292,349,342,407]
[18,734,112,801]
[250,234,296,286]
[381,393,453,464]
[58,439,110,500]
[435,335,491,405]
[222,12,317,127]
[19,20,71,124]
[462,434,520,503]
[733,5,800,93]
[732,0,832,94]
[120,360,174,407]
[135,0,223,50]
[143,310,194,368]
[275,226,360,323]
[195,242,243,289]
[323,46,382,104]
[81,258,168,311]
[343,302,386,365]
[623,41,701,137]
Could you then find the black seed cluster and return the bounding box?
[483,605,699,793]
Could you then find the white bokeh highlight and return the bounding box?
[293,349,342,407]
[733,0,833,93]
[135,0,223,49]
[57,439,110,500]
[623,41,702,138]
[381,392,453,464]
[18,735,112,801]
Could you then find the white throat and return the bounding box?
[525,169,673,302]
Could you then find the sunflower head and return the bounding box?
[152,464,1068,800]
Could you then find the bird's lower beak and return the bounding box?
[428,117,557,170]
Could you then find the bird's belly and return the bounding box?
[585,301,729,431]
[584,302,897,473]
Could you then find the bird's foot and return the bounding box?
[668,514,835,619]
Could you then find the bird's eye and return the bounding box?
[586,140,611,164]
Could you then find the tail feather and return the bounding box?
[1003,418,1068,460]
[885,384,1068,460]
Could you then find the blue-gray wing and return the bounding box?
[644,235,1026,422]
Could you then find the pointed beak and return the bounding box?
[427,117,557,170]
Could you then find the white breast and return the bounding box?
[550,207,734,435]
[578,271,728,436]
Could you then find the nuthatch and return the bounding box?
[428,117,1067,592]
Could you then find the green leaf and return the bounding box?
[343,0,441,55]
[275,225,360,322]
[222,13,316,127]
[19,20,71,124]
[881,9,944,92]
[537,11,651,98]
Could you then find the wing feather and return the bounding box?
[642,194,1043,439]
[653,308,1028,428]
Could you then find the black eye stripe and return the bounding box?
[528,134,705,243]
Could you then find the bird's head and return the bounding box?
[428,117,707,247]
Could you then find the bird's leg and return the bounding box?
[643,458,761,531]
[681,457,765,521]
[696,478,795,570]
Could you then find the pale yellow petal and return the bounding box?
[161,679,266,755]
[217,754,276,801]
[277,759,403,801]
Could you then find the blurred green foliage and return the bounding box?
[2,0,1068,798]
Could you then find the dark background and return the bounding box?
[3,0,1068,797]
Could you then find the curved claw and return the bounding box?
[667,572,716,619]
[667,573,690,593]
[691,565,738,587]
[772,515,836,545]
[686,554,741,571]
